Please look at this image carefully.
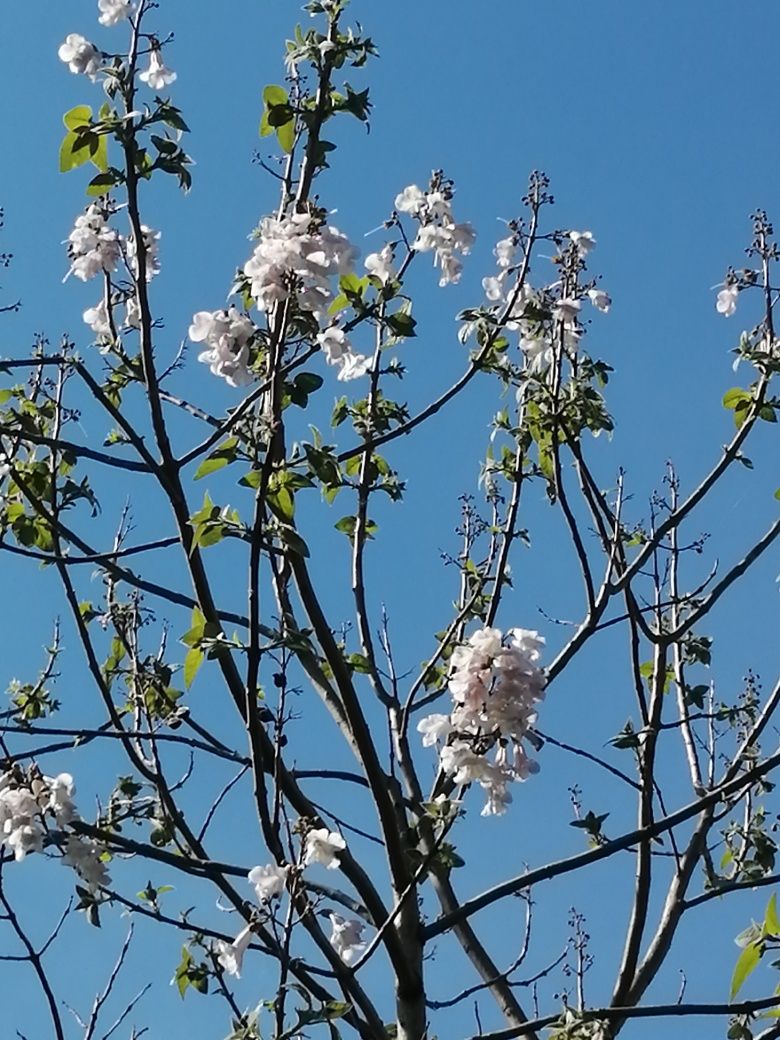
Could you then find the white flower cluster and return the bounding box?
[65,204,123,283]
[189,308,256,387]
[395,183,475,286]
[58,5,176,87]
[0,769,110,890]
[417,627,546,816]
[217,831,352,977]
[315,326,371,381]
[83,293,141,346]
[243,211,357,318]
[195,212,371,385]
[480,231,610,374]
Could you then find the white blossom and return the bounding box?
[482,275,505,302]
[364,243,396,284]
[248,863,288,903]
[83,300,112,338]
[400,180,474,287]
[337,352,372,381]
[98,0,133,25]
[316,325,371,381]
[329,913,367,964]
[717,284,738,317]
[243,212,357,320]
[62,834,110,890]
[216,925,254,978]
[553,297,581,324]
[191,307,255,387]
[65,205,123,282]
[0,786,45,862]
[494,236,516,268]
[0,768,110,874]
[58,34,101,79]
[587,288,611,313]
[419,627,546,816]
[124,295,141,329]
[127,225,161,281]
[304,827,346,870]
[569,230,596,255]
[139,48,177,91]
[416,713,452,747]
[521,335,554,373]
[394,185,425,215]
[47,773,77,825]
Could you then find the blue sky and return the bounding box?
[1,1,780,1038]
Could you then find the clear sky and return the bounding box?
[1,1,780,1038]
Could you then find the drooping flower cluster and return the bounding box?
[189,308,256,387]
[0,768,110,889]
[417,627,546,816]
[195,210,372,384]
[395,179,475,286]
[65,204,123,282]
[243,211,358,318]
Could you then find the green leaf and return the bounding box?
[730,940,761,1000]
[267,473,295,521]
[278,525,309,558]
[722,387,754,428]
[60,129,108,174]
[262,84,288,107]
[183,647,204,689]
[86,170,121,196]
[60,131,91,173]
[335,515,357,538]
[385,312,417,339]
[193,439,238,480]
[174,947,193,998]
[765,894,780,937]
[240,469,262,489]
[295,373,324,395]
[267,103,294,128]
[347,652,372,674]
[194,456,229,480]
[339,273,369,299]
[63,105,92,131]
[277,118,295,154]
